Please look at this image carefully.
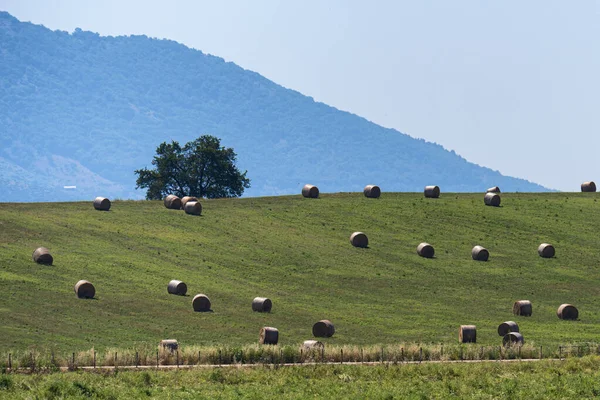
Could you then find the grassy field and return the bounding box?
[1,192,600,354]
[3,357,600,399]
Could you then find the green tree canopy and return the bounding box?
[135,135,250,199]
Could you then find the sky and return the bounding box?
[1,0,599,191]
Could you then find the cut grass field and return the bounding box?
[3,357,600,399]
[1,192,600,353]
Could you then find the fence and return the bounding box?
[1,343,598,372]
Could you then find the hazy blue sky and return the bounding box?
[1,0,599,191]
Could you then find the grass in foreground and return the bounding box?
[1,192,600,352]
[3,357,600,399]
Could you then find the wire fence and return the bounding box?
[1,342,597,372]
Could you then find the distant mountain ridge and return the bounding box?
[0,11,548,201]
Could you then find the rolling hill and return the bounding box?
[1,192,599,353]
[0,11,548,202]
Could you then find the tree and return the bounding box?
[135,135,250,199]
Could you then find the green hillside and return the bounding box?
[1,192,599,352]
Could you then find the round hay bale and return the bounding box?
[93,197,111,211]
[32,247,53,265]
[184,201,202,216]
[513,300,532,317]
[503,332,524,346]
[74,280,95,299]
[471,245,489,261]
[486,186,501,193]
[538,243,555,258]
[252,297,272,312]
[302,184,319,198]
[164,195,182,210]
[417,242,435,258]
[557,304,578,320]
[497,321,519,337]
[160,339,178,352]
[459,325,476,343]
[581,181,596,192]
[484,192,501,207]
[192,294,211,312]
[181,196,199,209]
[302,340,324,350]
[424,185,440,198]
[349,232,368,248]
[312,320,335,338]
[363,185,381,198]
[167,280,187,296]
[259,327,279,345]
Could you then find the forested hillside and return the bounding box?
[0,11,547,201]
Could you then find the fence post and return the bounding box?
[114,352,117,369]
[176,351,179,368]
[93,351,96,369]
[322,347,325,363]
[460,346,463,361]
[441,344,443,357]
[280,349,283,366]
[540,346,542,360]
[219,349,222,366]
[8,353,11,370]
[135,352,139,368]
[401,347,404,362]
[198,350,201,365]
[340,349,343,364]
[361,348,364,364]
[518,345,521,359]
[559,346,562,360]
[381,347,384,364]
[30,352,34,372]
[72,352,76,369]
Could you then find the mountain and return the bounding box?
[0,11,548,202]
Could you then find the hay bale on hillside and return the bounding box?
[417,243,435,258]
[424,185,440,198]
[74,280,95,299]
[32,247,53,265]
[497,321,519,337]
[471,245,489,261]
[184,201,202,216]
[302,340,324,350]
[503,332,524,346]
[160,339,179,352]
[192,294,211,312]
[259,327,279,345]
[538,243,555,258]
[557,304,578,320]
[93,197,111,211]
[164,195,182,210]
[302,184,319,198]
[581,181,596,192]
[363,185,381,198]
[252,297,272,312]
[350,232,369,248]
[167,280,187,296]
[180,196,199,209]
[486,186,501,193]
[312,320,335,338]
[484,192,501,207]
[513,300,532,316]
[459,325,476,343]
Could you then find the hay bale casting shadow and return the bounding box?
[471,245,489,261]
[32,247,53,265]
[557,304,578,320]
[252,297,272,312]
[160,339,178,352]
[167,280,187,296]
[513,300,532,317]
[417,243,435,258]
[312,320,335,338]
[184,201,202,216]
[459,325,476,343]
[259,327,279,345]
[181,196,199,209]
[503,332,524,346]
[350,232,368,248]
[164,195,182,210]
[538,243,555,258]
[363,185,381,198]
[74,280,95,299]
[93,197,111,211]
[484,193,501,207]
[302,184,319,198]
[192,294,211,312]
[497,321,519,337]
[424,185,440,198]
[581,182,596,192]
